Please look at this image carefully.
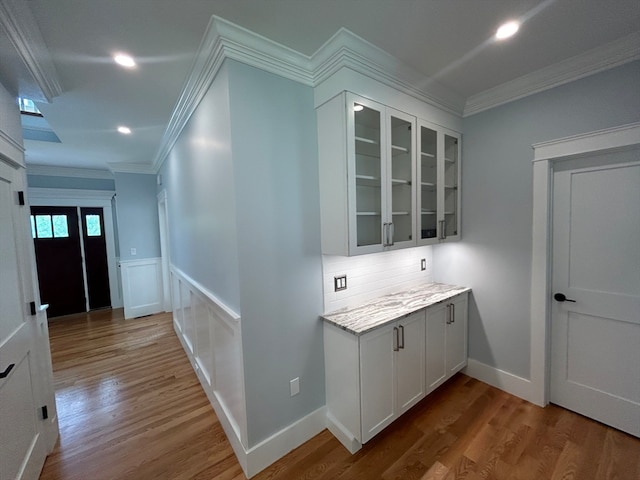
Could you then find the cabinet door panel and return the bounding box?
[349,95,386,254]
[360,324,395,443]
[387,109,416,249]
[446,295,468,374]
[426,303,447,392]
[396,312,425,414]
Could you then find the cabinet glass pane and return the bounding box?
[444,134,459,237]
[420,126,438,239]
[354,103,382,246]
[390,116,413,242]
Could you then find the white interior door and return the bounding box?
[0,161,49,479]
[551,155,640,437]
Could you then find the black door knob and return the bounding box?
[554,293,576,303]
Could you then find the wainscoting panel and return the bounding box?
[170,266,248,464]
[119,257,163,319]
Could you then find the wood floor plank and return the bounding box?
[39,309,640,480]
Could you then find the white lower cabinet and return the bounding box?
[426,292,468,393]
[324,291,468,453]
[360,311,425,442]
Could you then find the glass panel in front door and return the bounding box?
[354,102,382,247]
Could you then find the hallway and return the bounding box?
[40,310,640,479]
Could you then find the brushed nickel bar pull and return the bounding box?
[393,327,399,351]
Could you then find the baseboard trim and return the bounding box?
[326,412,362,454]
[244,407,327,478]
[463,358,537,405]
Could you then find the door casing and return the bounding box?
[530,122,640,407]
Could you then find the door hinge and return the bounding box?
[41,405,48,420]
[29,301,37,315]
[18,191,25,205]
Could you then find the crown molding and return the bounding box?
[0,0,62,102]
[151,16,465,173]
[309,29,465,115]
[464,32,640,117]
[108,162,157,175]
[26,164,114,179]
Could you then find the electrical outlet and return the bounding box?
[421,258,426,271]
[130,247,137,256]
[334,275,347,291]
[290,377,300,397]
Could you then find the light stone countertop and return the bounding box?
[322,282,471,335]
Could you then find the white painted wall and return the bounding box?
[433,60,640,380]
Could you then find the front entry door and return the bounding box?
[31,206,86,317]
[551,154,640,437]
[80,207,111,310]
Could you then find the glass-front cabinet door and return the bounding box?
[417,121,461,244]
[387,109,416,248]
[348,94,416,254]
[443,132,460,239]
[351,96,384,252]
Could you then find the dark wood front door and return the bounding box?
[31,206,85,317]
[80,207,111,310]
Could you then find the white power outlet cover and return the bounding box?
[290,377,300,397]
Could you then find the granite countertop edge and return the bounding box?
[322,283,471,336]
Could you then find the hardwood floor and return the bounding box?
[40,310,639,480]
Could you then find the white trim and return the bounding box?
[171,264,240,323]
[325,412,362,454]
[27,187,122,310]
[530,122,640,406]
[157,190,171,312]
[119,257,163,319]
[26,164,114,179]
[107,162,157,174]
[244,407,327,478]
[0,0,62,102]
[463,359,536,404]
[464,32,640,117]
[0,129,25,168]
[533,122,640,161]
[151,16,464,173]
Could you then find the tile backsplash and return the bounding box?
[322,246,433,313]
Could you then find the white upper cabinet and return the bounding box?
[417,120,461,244]
[318,91,460,256]
[318,92,417,256]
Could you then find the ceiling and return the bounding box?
[1,0,639,172]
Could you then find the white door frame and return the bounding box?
[28,187,123,309]
[157,189,172,312]
[529,122,640,406]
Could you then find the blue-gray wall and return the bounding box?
[27,175,115,191]
[227,61,324,446]
[114,172,161,261]
[158,59,324,448]
[158,62,241,312]
[433,60,640,379]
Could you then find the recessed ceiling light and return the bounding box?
[353,104,364,112]
[113,53,136,68]
[117,126,131,135]
[495,21,520,40]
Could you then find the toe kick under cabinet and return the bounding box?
[322,284,470,453]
